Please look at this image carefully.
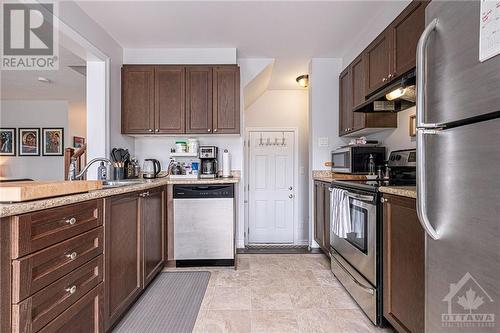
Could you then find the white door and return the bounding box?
[248,131,295,243]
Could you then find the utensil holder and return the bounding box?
[113,166,125,180]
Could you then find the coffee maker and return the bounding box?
[199,146,218,179]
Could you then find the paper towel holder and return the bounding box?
[221,148,233,178]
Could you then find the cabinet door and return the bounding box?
[339,68,352,136]
[104,193,141,330]
[213,66,240,134]
[364,31,392,95]
[122,66,155,134]
[351,55,366,132]
[314,181,325,249]
[186,66,213,134]
[389,1,427,78]
[141,187,165,287]
[323,183,331,254]
[155,66,185,134]
[383,195,424,333]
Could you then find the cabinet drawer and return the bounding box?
[12,228,103,303]
[12,200,102,259]
[12,256,103,333]
[38,284,103,333]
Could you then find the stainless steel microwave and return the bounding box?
[331,146,386,174]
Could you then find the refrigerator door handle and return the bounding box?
[416,18,441,240]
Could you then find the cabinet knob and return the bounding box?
[65,217,76,225]
[66,252,77,260]
[213,129,218,132]
[65,285,77,294]
[388,74,393,79]
[155,129,159,132]
[148,129,153,132]
[381,197,388,203]
[382,77,387,82]
[207,129,211,132]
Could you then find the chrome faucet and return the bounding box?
[69,157,112,181]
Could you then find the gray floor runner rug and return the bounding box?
[113,271,211,333]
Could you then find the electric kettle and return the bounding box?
[142,159,161,179]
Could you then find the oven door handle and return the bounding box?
[345,192,374,202]
[333,254,375,295]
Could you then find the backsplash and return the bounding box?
[367,107,417,153]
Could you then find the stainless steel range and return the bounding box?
[329,149,416,325]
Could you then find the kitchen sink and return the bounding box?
[101,179,146,189]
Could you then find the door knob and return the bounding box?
[289,186,293,191]
[289,194,294,199]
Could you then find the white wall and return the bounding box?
[68,102,86,143]
[245,90,309,243]
[0,100,69,180]
[58,2,131,153]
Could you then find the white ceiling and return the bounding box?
[76,1,410,89]
[1,46,86,103]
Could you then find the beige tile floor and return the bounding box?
[166,254,393,333]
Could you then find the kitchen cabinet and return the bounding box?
[186,66,213,134]
[155,66,186,133]
[382,194,424,333]
[364,30,392,95]
[122,64,240,135]
[339,68,352,135]
[314,181,331,255]
[364,0,428,96]
[351,55,366,132]
[388,1,428,79]
[121,66,155,134]
[104,192,142,330]
[213,66,240,134]
[141,187,166,287]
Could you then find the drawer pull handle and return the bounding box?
[66,252,77,260]
[65,285,77,294]
[65,217,76,225]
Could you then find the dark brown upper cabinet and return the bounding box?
[213,66,240,134]
[155,66,186,134]
[351,55,366,132]
[364,0,428,96]
[186,66,213,134]
[389,1,428,78]
[339,67,352,135]
[364,30,392,96]
[121,66,155,134]
[122,64,240,135]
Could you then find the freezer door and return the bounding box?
[423,118,500,332]
[424,1,500,125]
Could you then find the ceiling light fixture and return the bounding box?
[296,74,309,88]
[37,76,51,83]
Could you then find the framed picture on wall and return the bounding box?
[42,128,64,156]
[0,128,16,156]
[18,128,40,156]
[73,136,85,148]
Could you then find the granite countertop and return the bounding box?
[379,186,417,199]
[312,170,368,183]
[0,176,240,218]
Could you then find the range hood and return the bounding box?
[354,70,416,113]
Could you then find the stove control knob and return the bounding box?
[396,155,401,161]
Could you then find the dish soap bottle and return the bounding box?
[368,154,376,175]
[97,162,107,180]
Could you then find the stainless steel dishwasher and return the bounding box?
[173,184,235,266]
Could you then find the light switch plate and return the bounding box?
[318,137,329,147]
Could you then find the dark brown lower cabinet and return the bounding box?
[141,187,166,287]
[104,192,142,330]
[383,194,424,333]
[314,180,331,255]
[38,284,104,333]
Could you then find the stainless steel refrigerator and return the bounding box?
[416,1,500,332]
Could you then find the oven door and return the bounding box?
[331,148,351,173]
[331,190,377,285]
